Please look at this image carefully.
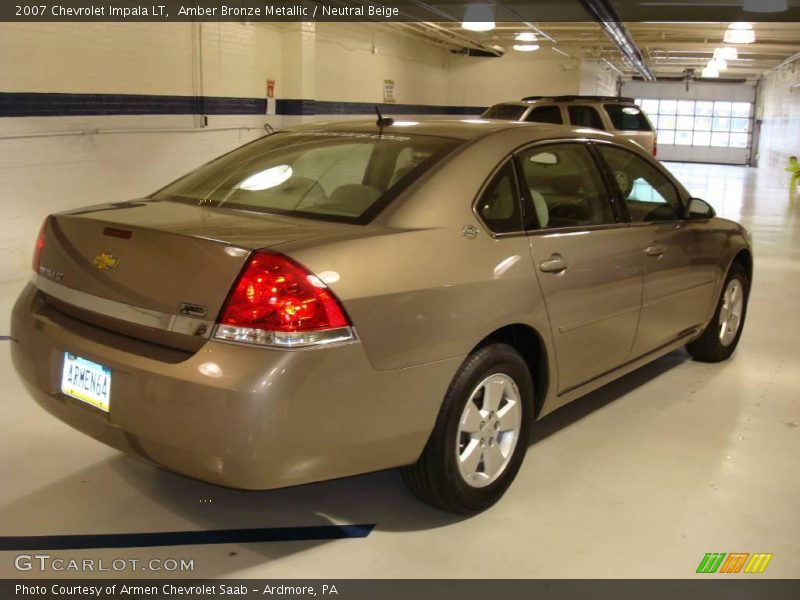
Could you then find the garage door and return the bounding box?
[623,82,756,165]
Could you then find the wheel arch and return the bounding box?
[472,323,550,419]
[731,247,753,289]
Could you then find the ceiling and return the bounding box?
[393,21,800,80]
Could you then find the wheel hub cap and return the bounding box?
[718,278,744,347]
[455,373,522,488]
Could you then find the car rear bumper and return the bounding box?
[10,283,460,489]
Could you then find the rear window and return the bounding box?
[604,104,653,132]
[568,106,606,130]
[152,131,461,224]
[526,106,563,124]
[482,104,528,120]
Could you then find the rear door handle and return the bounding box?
[645,243,665,257]
[539,254,569,274]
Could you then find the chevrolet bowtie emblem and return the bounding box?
[93,252,119,272]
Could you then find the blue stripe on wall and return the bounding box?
[0,92,484,118]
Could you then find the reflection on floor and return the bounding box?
[1,162,798,578]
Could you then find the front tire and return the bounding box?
[402,343,534,514]
[686,262,749,362]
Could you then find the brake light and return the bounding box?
[32,218,48,273]
[653,136,658,157]
[214,251,355,348]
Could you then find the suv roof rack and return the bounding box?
[521,95,637,104]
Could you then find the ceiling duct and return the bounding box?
[632,75,748,84]
[577,0,656,81]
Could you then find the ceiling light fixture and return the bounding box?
[462,5,495,32]
[711,56,728,70]
[743,0,788,13]
[515,32,537,42]
[714,47,738,61]
[724,22,756,44]
[702,61,720,78]
[513,44,540,52]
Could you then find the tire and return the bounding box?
[686,262,749,363]
[402,343,534,514]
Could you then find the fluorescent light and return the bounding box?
[714,47,738,61]
[702,61,720,78]
[710,57,728,70]
[513,44,540,52]
[743,0,787,13]
[515,32,537,42]
[391,121,419,127]
[462,5,494,31]
[724,23,755,45]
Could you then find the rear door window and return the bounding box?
[525,106,564,124]
[567,105,605,130]
[604,104,653,132]
[482,104,528,120]
[518,143,614,229]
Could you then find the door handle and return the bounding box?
[539,254,569,274]
[644,243,665,257]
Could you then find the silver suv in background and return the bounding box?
[482,95,658,156]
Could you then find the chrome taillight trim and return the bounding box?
[212,324,358,349]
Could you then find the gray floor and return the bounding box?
[1,162,798,579]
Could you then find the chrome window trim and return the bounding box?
[33,275,215,339]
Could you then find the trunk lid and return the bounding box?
[36,199,360,351]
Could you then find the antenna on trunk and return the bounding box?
[375,106,394,135]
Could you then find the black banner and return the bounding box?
[3,0,800,23]
[3,579,800,599]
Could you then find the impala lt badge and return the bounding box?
[93,252,119,272]
[38,265,64,281]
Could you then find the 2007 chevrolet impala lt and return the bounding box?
[11,118,752,513]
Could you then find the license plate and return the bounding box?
[61,352,112,412]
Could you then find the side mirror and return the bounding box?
[688,197,715,220]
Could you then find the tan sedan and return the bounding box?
[11,119,752,513]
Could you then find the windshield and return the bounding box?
[481,104,528,120]
[152,131,462,224]
[604,104,653,132]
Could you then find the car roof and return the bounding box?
[283,118,620,144]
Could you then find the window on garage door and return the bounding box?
[637,98,752,149]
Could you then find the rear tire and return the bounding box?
[402,343,534,514]
[686,262,749,363]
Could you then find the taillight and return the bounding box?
[653,136,658,157]
[32,218,48,273]
[213,251,355,348]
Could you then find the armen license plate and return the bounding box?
[61,352,112,412]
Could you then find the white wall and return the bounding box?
[579,60,619,96]
[447,49,582,106]
[315,23,449,106]
[756,65,800,168]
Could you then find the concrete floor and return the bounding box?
[1,162,798,579]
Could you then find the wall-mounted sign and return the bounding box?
[383,79,395,104]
